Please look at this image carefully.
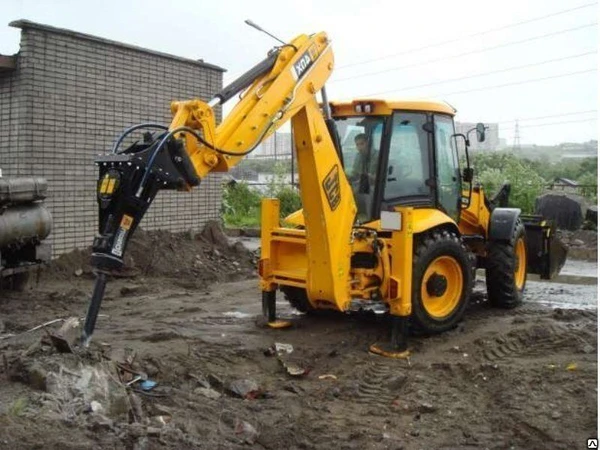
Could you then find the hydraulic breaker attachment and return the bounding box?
[520,214,568,280]
[81,133,200,345]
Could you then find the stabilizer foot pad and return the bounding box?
[267,320,293,329]
[369,343,410,359]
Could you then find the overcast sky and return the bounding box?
[1,0,598,146]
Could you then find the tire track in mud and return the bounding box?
[480,322,594,362]
[355,362,399,408]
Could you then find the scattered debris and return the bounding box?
[566,363,578,371]
[140,380,157,391]
[280,359,310,377]
[418,402,437,413]
[318,374,337,381]
[49,317,80,353]
[194,387,221,400]
[274,342,294,354]
[228,379,262,399]
[234,419,259,444]
[90,400,103,413]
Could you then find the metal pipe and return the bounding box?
[321,87,332,120]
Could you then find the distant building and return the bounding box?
[455,122,499,151]
[551,178,580,194]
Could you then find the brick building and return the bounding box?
[0,20,225,255]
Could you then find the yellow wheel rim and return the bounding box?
[515,237,526,290]
[421,256,463,319]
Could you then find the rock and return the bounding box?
[283,383,303,395]
[409,429,420,437]
[90,400,103,413]
[208,373,224,389]
[228,379,261,399]
[582,344,595,354]
[74,269,83,277]
[418,402,437,413]
[201,221,230,248]
[572,239,585,247]
[551,411,562,420]
[147,427,162,437]
[26,362,48,391]
[193,387,221,400]
[127,423,147,439]
[49,317,81,353]
[88,414,114,432]
[234,419,259,444]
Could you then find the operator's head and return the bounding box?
[355,133,368,154]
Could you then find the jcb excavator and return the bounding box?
[81,27,566,356]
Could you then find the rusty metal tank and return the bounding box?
[0,203,52,248]
[0,177,47,206]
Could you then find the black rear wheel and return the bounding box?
[280,286,313,313]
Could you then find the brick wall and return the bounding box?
[0,20,225,256]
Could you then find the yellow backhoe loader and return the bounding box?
[80,28,566,356]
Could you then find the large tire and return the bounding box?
[486,219,527,308]
[281,286,313,313]
[411,230,474,334]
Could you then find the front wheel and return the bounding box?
[486,219,527,308]
[411,230,474,334]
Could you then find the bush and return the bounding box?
[221,173,302,228]
[222,181,261,227]
[275,186,302,218]
[472,153,546,213]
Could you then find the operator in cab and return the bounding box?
[350,133,379,219]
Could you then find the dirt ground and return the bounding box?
[0,226,597,450]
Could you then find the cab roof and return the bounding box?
[329,99,456,117]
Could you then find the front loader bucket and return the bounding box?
[520,214,568,280]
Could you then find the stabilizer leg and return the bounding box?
[262,290,292,329]
[369,315,410,359]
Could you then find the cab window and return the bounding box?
[384,113,431,201]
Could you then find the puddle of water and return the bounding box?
[560,258,598,278]
[524,280,598,310]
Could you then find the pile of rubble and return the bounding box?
[47,221,258,283]
[557,229,598,261]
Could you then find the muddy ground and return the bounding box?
[0,226,597,450]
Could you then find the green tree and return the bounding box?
[473,153,546,213]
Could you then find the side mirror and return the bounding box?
[476,123,486,143]
[462,167,474,183]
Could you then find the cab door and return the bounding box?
[433,114,461,222]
